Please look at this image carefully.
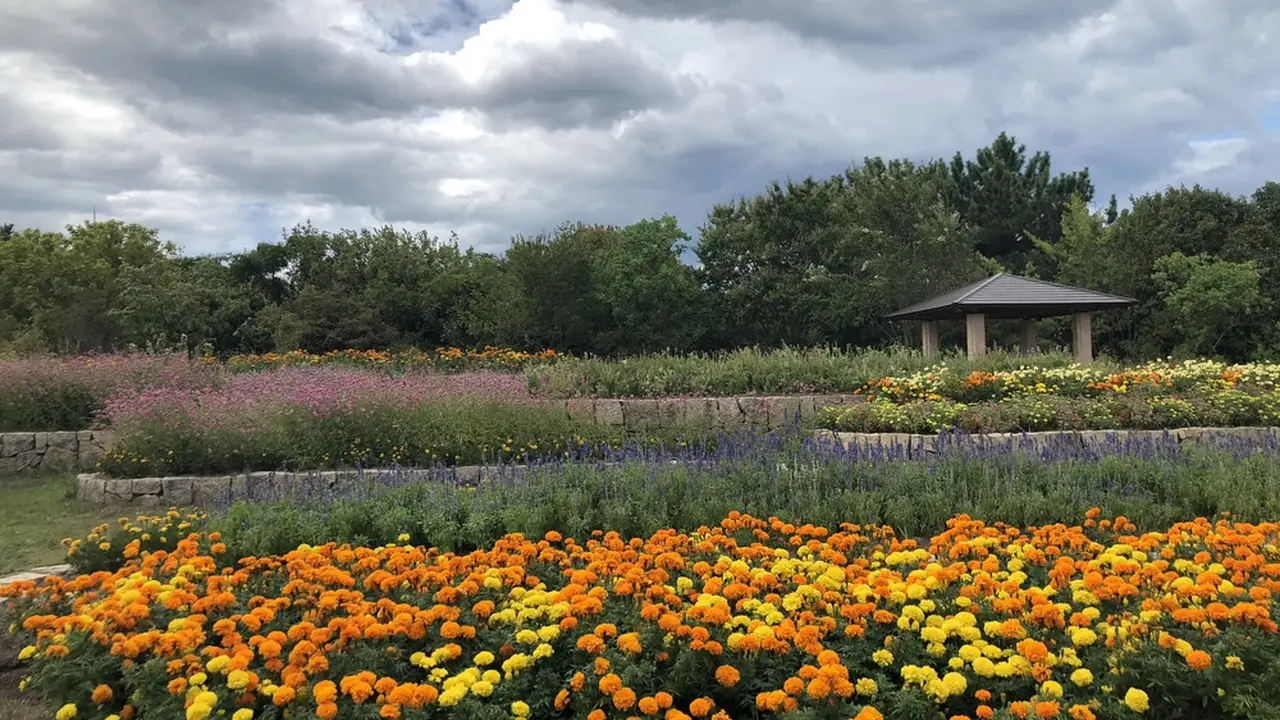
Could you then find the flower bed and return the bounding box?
[218,346,558,373]
[523,348,1088,399]
[0,348,551,433]
[5,512,1279,720]
[0,353,217,432]
[62,428,1280,574]
[822,361,1280,433]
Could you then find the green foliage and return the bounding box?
[1152,252,1265,357]
[525,347,1088,398]
[68,446,1280,573]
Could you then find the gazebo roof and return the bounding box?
[885,273,1137,321]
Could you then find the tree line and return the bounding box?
[2,132,1277,361]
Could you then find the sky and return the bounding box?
[1,0,1278,256]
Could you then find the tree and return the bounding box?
[593,216,704,355]
[946,132,1094,272]
[697,175,856,348]
[498,223,613,353]
[1152,252,1264,358]
[110,256,256,354]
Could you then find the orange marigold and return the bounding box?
[715,665,740,687]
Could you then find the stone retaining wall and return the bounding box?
[821,426,1279,458]
[558,394,861,431]
[1,394,862,474]
[75,426,1279,507]
[77,466,551,507]
[0,430,115,474]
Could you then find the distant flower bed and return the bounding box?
[6,512,1280,720]
[217,346,558,372]
[854,360,1280,404]
[97,365,690,477]
[0,353,217,432]
[0,347,555,433]
[825,360,1280,434]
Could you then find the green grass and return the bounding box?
[0,473,122,718]
[0,474,123,575]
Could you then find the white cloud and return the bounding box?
[0,0,1278,255]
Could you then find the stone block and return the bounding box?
[913,434,938,456]
[653,398,686,427]
[103,479,134,501]
[77,474,106,504]
[768,397,803,430]
[192,477,232,507]
[93,430,117,452]
[1226,426,1279,444]
[133,494,165,508]
[736,397,770,429]
[594,399,624,426]
[716,397,745,429]
[453,465,482,485]
[683,398,717,427]
[161,477,194,506]
[229,474,248,501]
[1,433,35,456]
[566,398,595,425]
[132,478,163,496]
[47,431,77,451]
[76,440,104,471]
[796,396,818,423]
[42,445,77,473]
[31,432,48,453]
[622,399,662,431]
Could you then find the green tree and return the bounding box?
[593,216,704,355]
[697,175,855,348]
[946,132,1094,272]
[1152,252,1264,358]
[111,256,257,354]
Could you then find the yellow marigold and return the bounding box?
[1124,688,1149,713]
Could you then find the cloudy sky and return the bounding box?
[2,0,1278,256]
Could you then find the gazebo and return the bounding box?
[884,273,1137,363]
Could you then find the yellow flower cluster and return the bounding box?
[5,511,1279,720]
[858,359,1280,404]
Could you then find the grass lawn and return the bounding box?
[0,473,124,576]
[0,472,127,717]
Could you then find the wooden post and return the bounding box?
[921,320,940,360]
[965,313,986,358]
[1019,319,1038,355]
[1072,312,1093,364]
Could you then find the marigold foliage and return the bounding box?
[5,512,1280,720]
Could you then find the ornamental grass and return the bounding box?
[5,512,1279,720]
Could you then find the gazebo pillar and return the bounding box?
[1072,312,1093,364]
[921,320,940,360]
[965,313,986,358]
[1019,320,1038,355]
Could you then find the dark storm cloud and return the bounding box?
[559,0,1123,67]
[475,37,692,130]
[0,1,465,118]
